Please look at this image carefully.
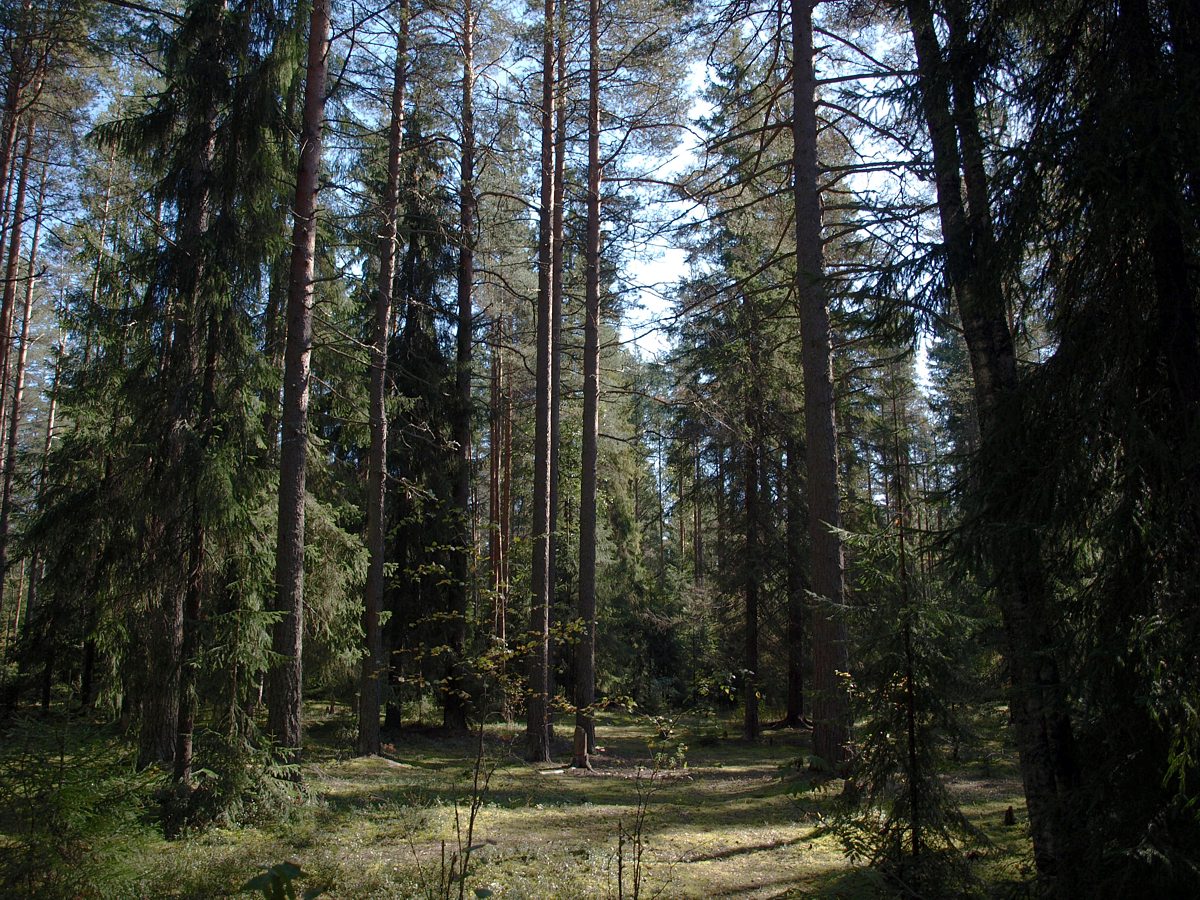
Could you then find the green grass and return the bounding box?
[0,710,1032,897]
[72,705,1029,899]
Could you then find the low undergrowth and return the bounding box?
[0,707,1029,898]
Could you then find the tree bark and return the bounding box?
[269,0,331,760]
[175,314,221,784]
[791,0,851,770]
[0,0,35,296]
[742,388,761,742]
[784,435,806,727]
[140,48,218,768]
[359,3,408,756]
[693,440,702,583]
[573,0,602,767]
[905,0,1078,884]
[526,0,556,763]
[0,126,37,633]
[489,319,502,622]
[0,118,34,511]
[546,11,567,739]
[445,0,475,734]
[500,331,512,641]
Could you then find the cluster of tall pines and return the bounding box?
[0,0,1195,894]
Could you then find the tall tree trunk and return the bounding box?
[693,440,702,583]
[791,0,851,770]
[545,6,567,738]
[139,56,218,766]
[359,3,408,756]
[784,435,806,727]
[500,335,512,640]
[0,118,34,510]
[175,314,221,784]
[269,0,331,759]
[0,132,37,635]
[261,76,302,471]
[889,379,922,864]
[713,446,723,573]
[526,0,556,763]
[573,0,602,766]
[490,315,512,651]
[742,386,761,742]
[489,319,502,621]
[20,344,57,649]
[0,0,34,290]
[446,0,475,733]
[904,0,1079,886]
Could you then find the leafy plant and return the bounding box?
[243,861,322,899]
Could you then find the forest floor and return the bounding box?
[106,705,1032,898]
[0,704,1033,898]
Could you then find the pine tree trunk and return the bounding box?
[359,4,407,756]
[445,0,475,734]
[573,0,602,766]
[526,0,556,763]
[0,120,34,514]
[489,320,502,623]
[0,131,37,636]
[0,0,34,293]
[500,341,512,641]
[785,436,806,727]
[20,348,57,649]
[545,17,567,739]
[269,0,331,760]
[742,393,761,742]
[791,0,851,771]
[693,440,702,583]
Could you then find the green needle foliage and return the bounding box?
[0,718,159,898]
[836,519,983,897]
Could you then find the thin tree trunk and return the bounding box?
[743,390,761,742]
[526,0,556,763]
[545,7,567,739]
[693,440,702,583]
[889,379,921,865]
[446,0,475,733]
[269,0,331,759]
[489,319,502,617]
[88,144,119,312]
[5,558,21,650]
[716,445,726,573]
[500,336,512,640]
[656,439,666,590]
[785,435,806,727]
[18,345,55,659]
[573,0,602,766]
[359,3,407,757]
[791,0,851,770]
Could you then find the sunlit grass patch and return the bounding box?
[9,705,1031,898]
